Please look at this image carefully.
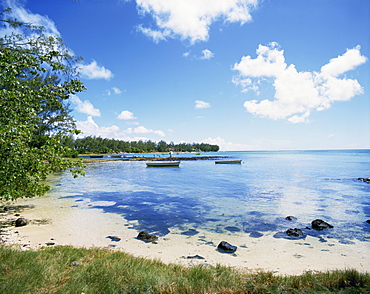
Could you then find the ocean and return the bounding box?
[49,149,370,245]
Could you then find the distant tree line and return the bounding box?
[62,136,219,156]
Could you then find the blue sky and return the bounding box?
[1,0,369,150]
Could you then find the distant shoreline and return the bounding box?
[76,154,231,163]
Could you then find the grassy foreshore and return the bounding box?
[0,245,369,294]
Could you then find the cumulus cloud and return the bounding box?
[76,116,120,138]
[136,0,258,43]
[200,49,214,60]
[128,126,166,137]
[78,60,113,80]
[76,116,166,139]
[117,110,137,120]
[232,43,367,123]
[195,100,211,109]
[70,95,101,117]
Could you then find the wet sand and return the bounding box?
[1,195,369,276]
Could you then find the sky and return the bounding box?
[1,0,369,151]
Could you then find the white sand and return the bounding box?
[1,195,369,276]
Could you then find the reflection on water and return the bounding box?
[49,150,370,244]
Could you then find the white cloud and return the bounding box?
[203,136,252,151]
[78,60,113,80]
[233,43,367,123]
[76,116,120,138]
[0,1,114,82]
[76,117,166,139]
[137,24,170,43]
[136,0,258,43]
[128,126,165,137]
[195,100,211,109]
[117,110,137,120]
[182,51,191,58]
[1,0,61,37]
[200,49,214,60]
[70,95,101,117]
[112,87,122,94]
[107,87,123,95]
[320,46,367,78]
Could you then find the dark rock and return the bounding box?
[311,219,333,230]
[186,255,205,259]
[45,242,55,246]
[366,220,370,224]
[106,236,121,242]
[3,207,8,212]
[217,241,237,253]
[285,216,297,221]
[286,228,303,237]
[358,178,370,183]
[137,231,157,242]
[14,214,20,217]
[15,218,27,227]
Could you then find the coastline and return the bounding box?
[1,196,369,276]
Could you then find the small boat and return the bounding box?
[146,161,180,167]
[215,159,242,164]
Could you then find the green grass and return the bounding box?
[0,245,369,293]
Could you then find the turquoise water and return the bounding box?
[51,150,370,244]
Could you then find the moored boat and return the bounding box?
[215,159,242,164]
[146,161,180,167]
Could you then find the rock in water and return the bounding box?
[137,231,157,242]
[311,219,333,230]
[286,228,303,237]
[285,216,297,221]
[217,241,237,253]
[358,178,370,183]
[15,218,27,227]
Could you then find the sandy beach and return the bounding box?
[1,194,369,276]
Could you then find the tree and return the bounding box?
[157,140,168,152]
[0,9,85,200]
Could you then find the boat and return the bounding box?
[146,161,180,167]
[215,159,242,164]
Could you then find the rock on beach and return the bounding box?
[217,241,237,253]
[137,231,157,242]
[15,218,28,227]
[286,228,303,237]
[311,219,333,230]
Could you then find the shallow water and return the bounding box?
[49,150,370,245]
